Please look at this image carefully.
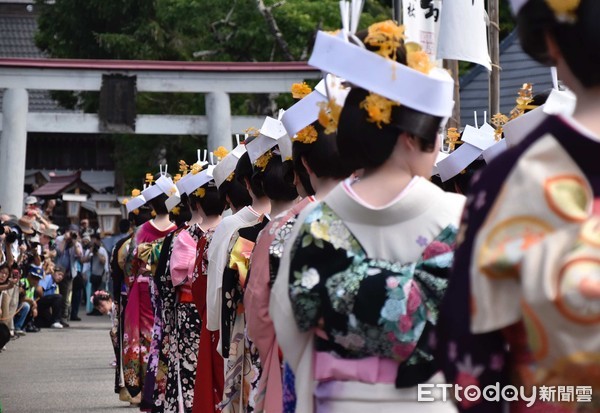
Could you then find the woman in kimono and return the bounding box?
[245,120,354,413]
[219,145,275,413]
[243,150,301,413]
[271,21,462,412]
[192,161,251,413]
[437,1,600,412]
[122,175,176,405]
[162,167,218,413]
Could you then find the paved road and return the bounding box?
[0,313,133,413]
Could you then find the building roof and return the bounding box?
[25,169,115,193]
[459,31,554,126]
[0,5,73,112]
[31,171,97,197]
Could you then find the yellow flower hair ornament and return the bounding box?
[122,198,129,205]
[190,162,202,175]
[445,127,462,151]
[173,174,182,184]
[364,20,405,61]
[179,160,189,175]
[171,206,180,216]
[226,171,235,182]
[244,127,261,138]
[294,125,318,145]
[545,0,580,23]
[194,188,206,198]
[406,43,434,75]
[317,99,343,135]
[291,82,312,99]
[360,93,399,129]
[131,188,141,197]
[213,146,229,161]
[254,151,273,172]
[145,173,155,185]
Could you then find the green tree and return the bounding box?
[34,0,390,191]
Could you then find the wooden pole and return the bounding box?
[488,0,500,116]
[444,60,461,129]
[393,0,403,24]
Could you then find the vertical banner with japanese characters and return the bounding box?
[436,0,492,70]
[403,0,443,60]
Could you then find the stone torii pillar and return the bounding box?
[0,89,28,216]
[205,91,232,151]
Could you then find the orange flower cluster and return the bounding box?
[360,93,399,129]
[294,125,318,145]
[291,82,312,99]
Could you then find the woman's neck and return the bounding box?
[313,177,342,201]
[573,87,600,138]
[269,199,296,218]
[152,214,172,231]
[351,155,413,208]
[187,210,204,226]
[200,215,222,231]
[251,196,271,216]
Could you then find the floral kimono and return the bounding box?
[289,202,455,378]
[192,229,224,413]
[166,223,203,413]
[220,219,269,413]
[122,221,175,400]
[437,115,600,412]
[271,179,464,413]
[143,227,180,412]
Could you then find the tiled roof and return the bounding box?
[31,171,97,197]
[0,11,73,112]
[459,31,554,126]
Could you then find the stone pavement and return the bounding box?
[0,312,133,413]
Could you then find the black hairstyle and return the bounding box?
[0,262,8,272]
[170,193,192,227]
[118,219,131,234]
[92,290,112,308]
[336,30,441,171]
[91,233,101,241]
[292,121,354,189]
[337,88,439,171]
[218,178,252,211]
[128,206,152,227]
[261,155,298,202]
[148,193,169,216]
[235,151,266,199]
[517,0,600,87]
[190,184,227,216]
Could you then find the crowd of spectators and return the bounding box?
[0,196,129,351]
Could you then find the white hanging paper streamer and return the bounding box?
[403,0,443,60]
[437,0,492,70]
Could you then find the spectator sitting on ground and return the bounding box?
[35,264,64,329]
[19,266,40,332]
[4,263,31,336]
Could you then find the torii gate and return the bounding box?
[0,58,319,215]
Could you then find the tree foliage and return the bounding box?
[34,0,513,191]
